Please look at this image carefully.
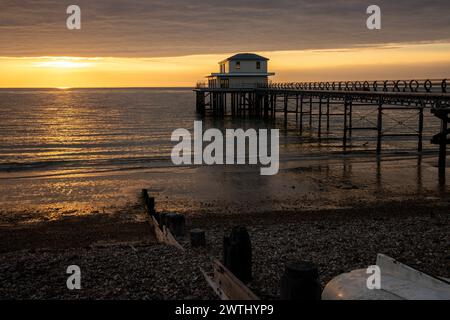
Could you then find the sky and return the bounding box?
[1,0,450,87]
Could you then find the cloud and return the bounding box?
[0,0,449,57]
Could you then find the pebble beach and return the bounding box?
[1,198,448,300]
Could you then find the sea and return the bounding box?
[0,88,447,224]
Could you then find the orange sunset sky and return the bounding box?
[1,0,450,88]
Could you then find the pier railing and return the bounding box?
[259,79,448,94]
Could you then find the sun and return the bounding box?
[33,58,94,69]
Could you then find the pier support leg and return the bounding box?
[318,96,322,138]
[264,94,269,118]
[438,115,448,169]
[349,100,353,138]
[299,95,304,132]
[196,91,205,115]
[418,104,424,152]
[431,109,449,186]
[377,100,383,155]
[326,97,330,132]
[273,94,277,117]
[343,98,349,149]
[284,93,288,123]
[231,93,235,116]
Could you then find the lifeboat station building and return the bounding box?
[207,53,275,89]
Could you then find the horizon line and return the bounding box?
[0,86,196,89]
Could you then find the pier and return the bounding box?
[195,79,450,171]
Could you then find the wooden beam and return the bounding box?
[147,215,185,251]
[200,268,230,300]
[163,225,185,251]
[202,259,259,300]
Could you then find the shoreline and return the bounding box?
[0,198,448,299]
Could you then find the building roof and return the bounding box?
[220,53,269,63]
[207,72,275,78]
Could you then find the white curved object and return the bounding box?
[322,254,450,300]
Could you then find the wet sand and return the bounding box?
[1,153,448,223]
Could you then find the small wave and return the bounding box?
[0,155,174,173]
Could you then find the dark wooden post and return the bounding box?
[159,212,168,227]
[190,228,206,247]
[280,261,321,300]
[166,213,186,237]
[223,226,252,283]
[141,189,156,217]
[141,188,149,201]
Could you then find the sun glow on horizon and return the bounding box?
[34,60,93,69]
[0,42,450,88]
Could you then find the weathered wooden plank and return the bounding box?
[147,215,185,251]
[207,259,259,300]
[163,225,185,251]
[150,216,166,243]
[200,268,230,300]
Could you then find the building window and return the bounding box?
[256,61,261,70]
[236,61,241,70]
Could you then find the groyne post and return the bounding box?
[190,228,206,247]
[223,226,252,283]
[280,261,322,300]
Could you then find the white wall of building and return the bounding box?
[229,76,268,88]
[219,60,268,74]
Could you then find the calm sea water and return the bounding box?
[0,88,196,175]
[0,88,446,223]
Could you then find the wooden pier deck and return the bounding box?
[195,79,450,172]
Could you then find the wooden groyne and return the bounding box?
[195,79,450,171]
